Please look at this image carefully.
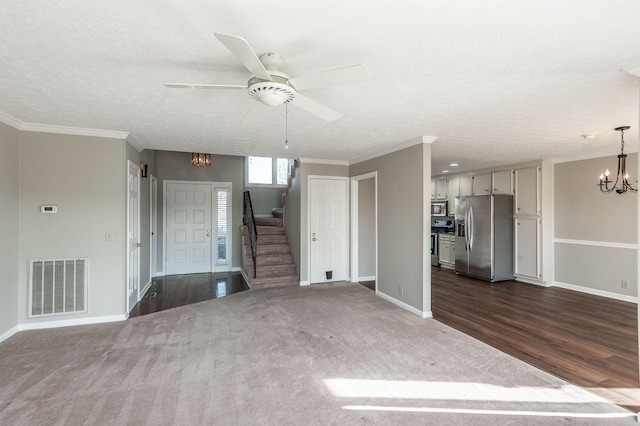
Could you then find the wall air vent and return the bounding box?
[29,258,88,318]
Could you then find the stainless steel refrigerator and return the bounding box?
[454,194,514,282]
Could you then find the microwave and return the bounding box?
[431,201,448,216]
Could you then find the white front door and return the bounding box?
[126,161,141,313]
[165,182,213,275]
[309,177,348,283]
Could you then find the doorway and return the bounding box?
[308,176,349,283]
[350,172,377,290]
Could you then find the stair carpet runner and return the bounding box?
[242,210,299,289]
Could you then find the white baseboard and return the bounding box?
[553,281,638,304]
[19,314,127,331]
[300,280,310,286]
[376,290,432,318]
[358,276,376,282]
[230,266,242,272]
[0,325,20,344]
[515,276,550,287]
[155,271,165,277]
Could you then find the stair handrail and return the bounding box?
[243,191,258,278]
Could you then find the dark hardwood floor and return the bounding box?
[431,266,639,412]
[129,272,249,318]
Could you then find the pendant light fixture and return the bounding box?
[191,153,212,167]
[598,126,636,194]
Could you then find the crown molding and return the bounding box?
[349,135,438,165]
[299,157,349,166]
[0,110,130,140]
[126,135,144,152]
[623,66,640,77]
[0,110,24,129]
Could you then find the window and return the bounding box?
[215,187,230,265]
[246,156,289,187]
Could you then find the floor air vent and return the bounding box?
[29,258,88,317]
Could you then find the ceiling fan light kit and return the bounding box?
[247,75,296,106]
[164,32,369,123]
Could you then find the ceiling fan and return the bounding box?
[164,33,370,122]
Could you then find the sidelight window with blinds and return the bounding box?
[215,186,230,265]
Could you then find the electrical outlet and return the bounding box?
[621,280,629,290]
[399,286,403,295]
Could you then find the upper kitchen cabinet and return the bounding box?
[447,176,460,204]
[514,167,540,216]
[432,178,447,200]
[460,176,473,196]
[472,173,492,195]
[492,170,513,194]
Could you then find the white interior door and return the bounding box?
[310,177,348,283]
[150,176,157,279]
[126,161,140,313]
[165,182,212,275]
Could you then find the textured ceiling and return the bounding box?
[1,1,639,174]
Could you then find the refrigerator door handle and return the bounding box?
[464,207,470,251]
[468,205,474,252]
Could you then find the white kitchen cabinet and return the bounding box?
[514,218,540,279]
[473,173,492,195]
[460,176,473,196]
[492,170,513,194]
[435,178,447,200]
[447,176,460,205]
[514,167,540,215]
[438,234,456,269]
[430,180,436,200]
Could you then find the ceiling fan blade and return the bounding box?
[288,64,370,90]
[241,101,271,123]
[214,33,272,81]
[163,83,246,89]
[290,93,342,122]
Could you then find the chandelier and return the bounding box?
[598,126,636,194]
[191,153,212,167]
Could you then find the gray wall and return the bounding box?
[358,177,376,278]
[298,162,350,283]
[18,132,127,323]
[350,143,431,313]
[247,187,283,215]
[155,151,244,272]
[284,162,301,276]
[0,121,20,338]
[554,154,638,297]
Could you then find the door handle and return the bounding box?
[136,242,142,248]
[206,229,211,237]
[312,233,317,242]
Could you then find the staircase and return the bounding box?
[242,209,299,289]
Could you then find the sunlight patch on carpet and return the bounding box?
[324,378,608,404]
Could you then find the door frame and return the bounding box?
[162,180,233,275]
[350,172,378,290]
[149,175,157,282]
[126,160,141,315]
[307,175,350,284]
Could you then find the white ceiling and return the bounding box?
[1,1,639,174]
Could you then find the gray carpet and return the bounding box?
[0,282,636,425]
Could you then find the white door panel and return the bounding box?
[126,161,140,313]
[166,182,212,275]
[310,177,348,283]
